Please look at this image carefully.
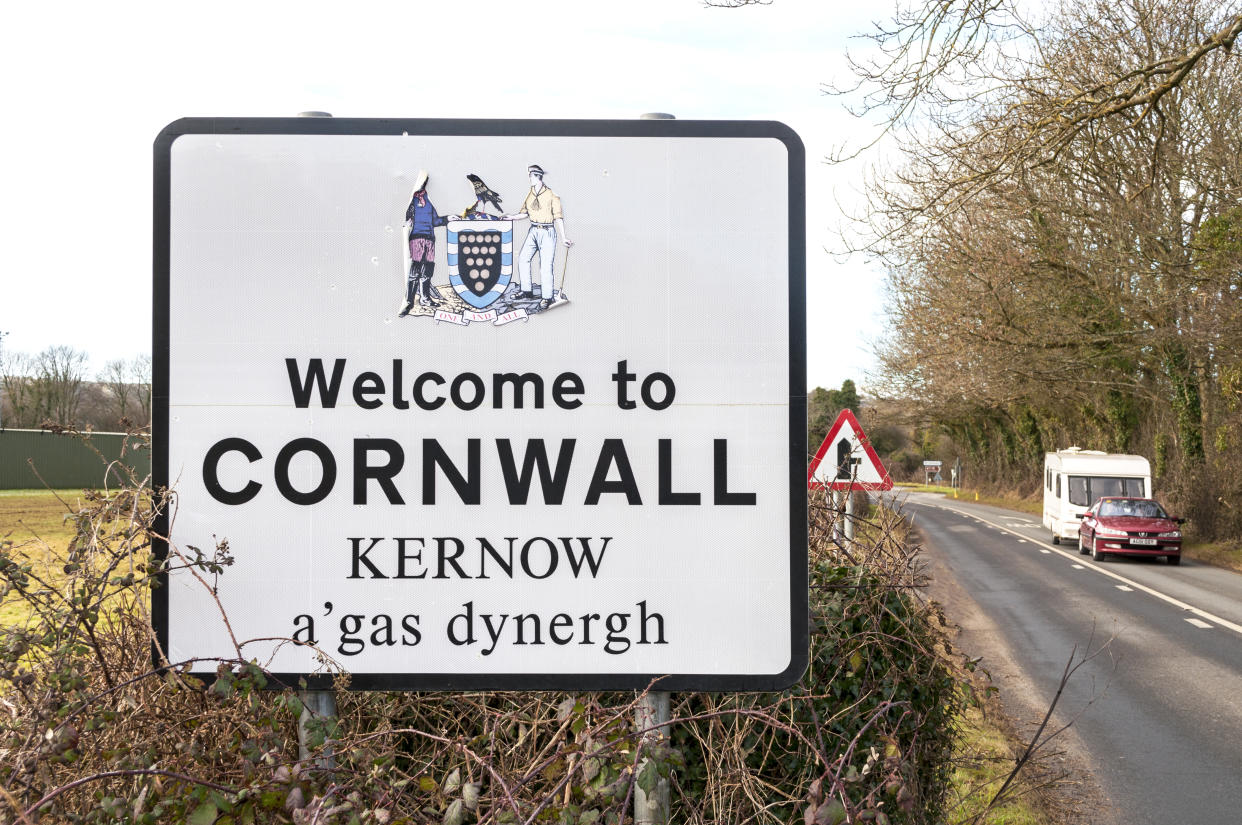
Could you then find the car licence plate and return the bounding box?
[1131,538,1158,546]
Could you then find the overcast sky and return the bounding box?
[2,0,892,394]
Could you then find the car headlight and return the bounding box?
[1096,526,1127,537]
[1159,531,1181,538]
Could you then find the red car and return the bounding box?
[1078,497,1184,564]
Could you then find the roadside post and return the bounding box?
[632,113,676,824]
[845,490,856,543]
[808,410,894,547]
[292,110,340,766]
[634,689,671,824]
[154,117,807,819]
[297,688,337,770]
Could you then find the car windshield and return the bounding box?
[1098,499,1167,519]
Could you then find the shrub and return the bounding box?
[0,432,963,824]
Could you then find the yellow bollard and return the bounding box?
[975,492,979,501]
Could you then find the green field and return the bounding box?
[0,489,102,626]
[0,487,142,628]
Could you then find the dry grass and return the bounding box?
[1178,540,1242,573]
[0,490,89,626]
[0,489,150,630]
[946,701,1050,825]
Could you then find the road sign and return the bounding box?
[807,409,893,491]
[154,117,807,691]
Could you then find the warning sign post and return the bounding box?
[807,410,893,542]
[807,409,893,492]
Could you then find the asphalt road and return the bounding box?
[901,492,1242,824]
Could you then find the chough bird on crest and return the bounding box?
[465,173,503,215]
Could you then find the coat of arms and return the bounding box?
[397,166,573,327]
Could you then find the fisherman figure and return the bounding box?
[504,164,573,308]
[400,170,448,316]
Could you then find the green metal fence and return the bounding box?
[0,429,150,489]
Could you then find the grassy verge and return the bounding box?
[1176,539,1242,573]
[946,700,1048,825]
[894,483,1043,517]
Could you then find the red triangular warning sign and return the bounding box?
[807,409,894,491]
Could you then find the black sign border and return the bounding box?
[153,117,807,692]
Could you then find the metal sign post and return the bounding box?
[634,690,671,824]
[844,490,856,543]
[297,688,338,771]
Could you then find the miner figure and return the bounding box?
[503,164,573,307]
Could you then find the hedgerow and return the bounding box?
[0,431,965,824]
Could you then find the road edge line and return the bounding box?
[909,498,1242,638]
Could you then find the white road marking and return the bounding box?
[1072,564,1085,569]
[1116,585,1134,592]
[1018,539,1028,544]
[917,500,1242,639]
[1039,549,1050,554]
[1186,618,1213,629]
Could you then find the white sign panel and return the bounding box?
[154,118,807,690]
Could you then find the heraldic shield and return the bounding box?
[447,218,513,309]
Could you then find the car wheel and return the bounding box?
[1091,537,1107,562]
[1078,533,1090,554]
[1167,554,1181,566]
[1052,533,1061,545]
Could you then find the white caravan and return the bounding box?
[1042,449,1151,544]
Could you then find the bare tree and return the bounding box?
[130,354,151,425]
[98,358,133,427]
[868,0,1242,525]
[837,0,1242,240]
[30,346,89,427]
[3,349,149,430]
[1,349,37,428]
[0,329,7,427]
